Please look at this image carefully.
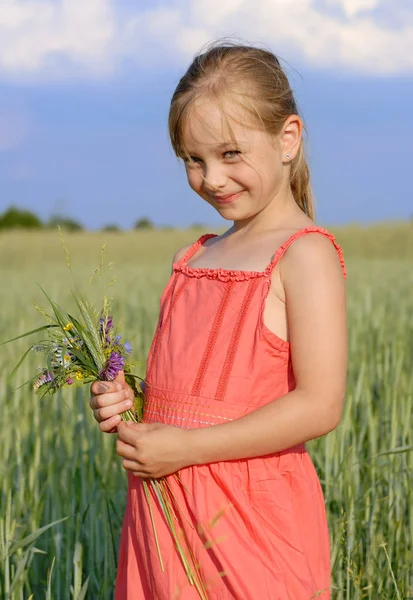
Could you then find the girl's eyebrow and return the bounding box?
[186,141,246,154]
[212,141,245,148]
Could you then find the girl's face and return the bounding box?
[182,99,293,224]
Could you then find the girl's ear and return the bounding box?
[281,114,302,161]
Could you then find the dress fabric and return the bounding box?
[115,226,347,600]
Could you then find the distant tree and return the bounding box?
[47,215,84,232]
[0,206,43,229]
[191,222,206,230]
[102,224,122,232]
[134,217,154,230]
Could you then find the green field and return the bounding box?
[1,224,412,599]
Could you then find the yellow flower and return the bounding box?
[75,372,83,381]
[63,323,73,331]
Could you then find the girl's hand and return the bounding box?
[89,371,134,433]
[116,421,192,478]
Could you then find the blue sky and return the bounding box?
[0,0,412,229]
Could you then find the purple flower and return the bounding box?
[114,335,131,355]
[33,370,54,390]
[67,377,74,385]
[99,315,113,335]
[99,315,114,347]
[105,316,113,333]
[99,351,125,381]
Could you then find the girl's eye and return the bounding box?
[223,150,241,159]
[186,156,202,164]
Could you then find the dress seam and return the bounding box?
[215,278,261,401]
[146,278,190,381]
[191,281,235,396]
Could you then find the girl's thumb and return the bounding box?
[114,370,126,387]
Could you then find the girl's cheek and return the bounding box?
[186,170,203,193]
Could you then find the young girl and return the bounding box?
[90,42,347,599]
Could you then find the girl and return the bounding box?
[90,42,347,599]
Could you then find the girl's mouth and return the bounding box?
[213,190,244,204]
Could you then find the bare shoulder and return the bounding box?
[172,231,221,268]
[172,244,192,265]
[170,244,192,274]
[280,231,345,283]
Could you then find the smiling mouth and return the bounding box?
[213,190,244,203]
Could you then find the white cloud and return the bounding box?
[0,0,412,81]
[325,0,381,18]
[0,0,115,80]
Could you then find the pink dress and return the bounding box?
[115,226,346,599]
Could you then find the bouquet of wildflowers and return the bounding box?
[26,297,143,419]
[2,238,208,599]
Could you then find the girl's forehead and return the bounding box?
[182,100,250,149]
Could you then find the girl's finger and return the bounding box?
[89,389,129,410]
[121,458,147,475]
[99,414,121,433]
[90,380,121,396]
[117,421,143,446]
[116,438,138,460]
[93,398,133,423]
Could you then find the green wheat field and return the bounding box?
[1,223,412,599]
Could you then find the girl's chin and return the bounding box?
[204,196,258,222]
[214,205,256,221]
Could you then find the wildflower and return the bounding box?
[51,346,63,368]
[71,335,83,350]
[33,370,53,390]
[63,323,73,331]
[113,334,131,354]
[32,344,48,353]
[63,353,71,368]
[99,315,114,348]
[75,371,83,381]
[67,377,73,385]
[99,315,113,336]
[99,351,125,381]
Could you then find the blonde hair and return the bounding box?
[168,41,314,219]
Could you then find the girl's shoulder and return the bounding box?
[273,225,346,281]
[172,244,193,265]
[171,233,218,268]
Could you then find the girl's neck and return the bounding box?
[230,192,309,237]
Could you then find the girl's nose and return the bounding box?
[203,163,227,192]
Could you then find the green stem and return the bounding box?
[119,393,209,599]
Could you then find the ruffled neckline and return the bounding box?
[173,262,267,282]
[173,227,346,282]
[173,234,268,281]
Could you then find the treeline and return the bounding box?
[0,206,166,232]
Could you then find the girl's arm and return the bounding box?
[186,233,347,464]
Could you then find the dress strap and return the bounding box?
[265,226,347,279]
[175,234,218,267]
